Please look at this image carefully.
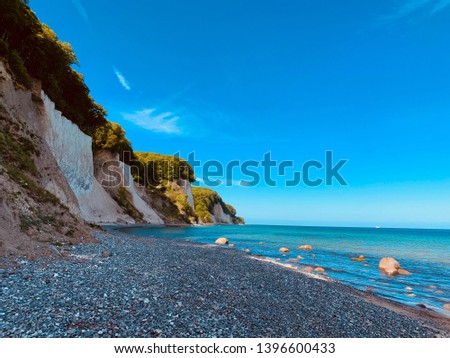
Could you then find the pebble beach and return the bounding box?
[1,230,449,338]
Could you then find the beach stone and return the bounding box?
[398,268,411,276]
[302,266,314,272]
[443,304,450,312]
[315,267,325,273]
[279,247,290,253]
[379,257,400,276]
[215,238,228,245]
[351,255,365,262]
[298,245,312,251]
[229,243,235,247]
[101,251,112,258]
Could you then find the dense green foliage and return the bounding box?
[192,187,244,224]
[0,0,111,136]
[92,122,133,160]
[134,152,195,186]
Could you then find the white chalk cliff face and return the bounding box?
[40,93,135,223]
[41,94,92,197]
[211,203,233,224]
[0,59,166,225]
[0,61,81,217]
[176,179,194,208]
[184,181,195,208]
[121,162,164,224]
[93,150,163,224]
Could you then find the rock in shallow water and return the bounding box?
[215,238,229,245]
[398,268,411,276]
[279,247,290,253]
[351,255,365,262]
[379,257,400,276]
[298,245,312,251]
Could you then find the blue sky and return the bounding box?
[29,0,450,228]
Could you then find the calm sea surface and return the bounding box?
[120,225,450,316]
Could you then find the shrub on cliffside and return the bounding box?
[92,122,133,161]
[134,152,195,186]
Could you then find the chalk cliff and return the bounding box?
[0,0,243,260]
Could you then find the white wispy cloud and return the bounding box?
[379,0,450,22]
[122,109,181,135]
[430,0,450,14]
[113,68,131,91]
[72,0,89,23]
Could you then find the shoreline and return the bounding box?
[112,224,450,319]
[1,230,449,338]
[248,255,450,333]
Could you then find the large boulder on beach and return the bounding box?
[298,245,312,251]
[379,257,400,276]
[315,267,325,273]
[279,247,290,253]
[215,237,229,245]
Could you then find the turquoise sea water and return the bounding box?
[120,225,450,316]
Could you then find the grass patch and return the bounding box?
[3,163,61,205]
[19,212,64,232]
[0,130,38,175]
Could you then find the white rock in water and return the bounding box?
[215,237,229,245]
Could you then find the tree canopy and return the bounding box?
[134,152,196,186]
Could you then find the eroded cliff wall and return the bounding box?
[39,100,135,224]
[0,60,166,225]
